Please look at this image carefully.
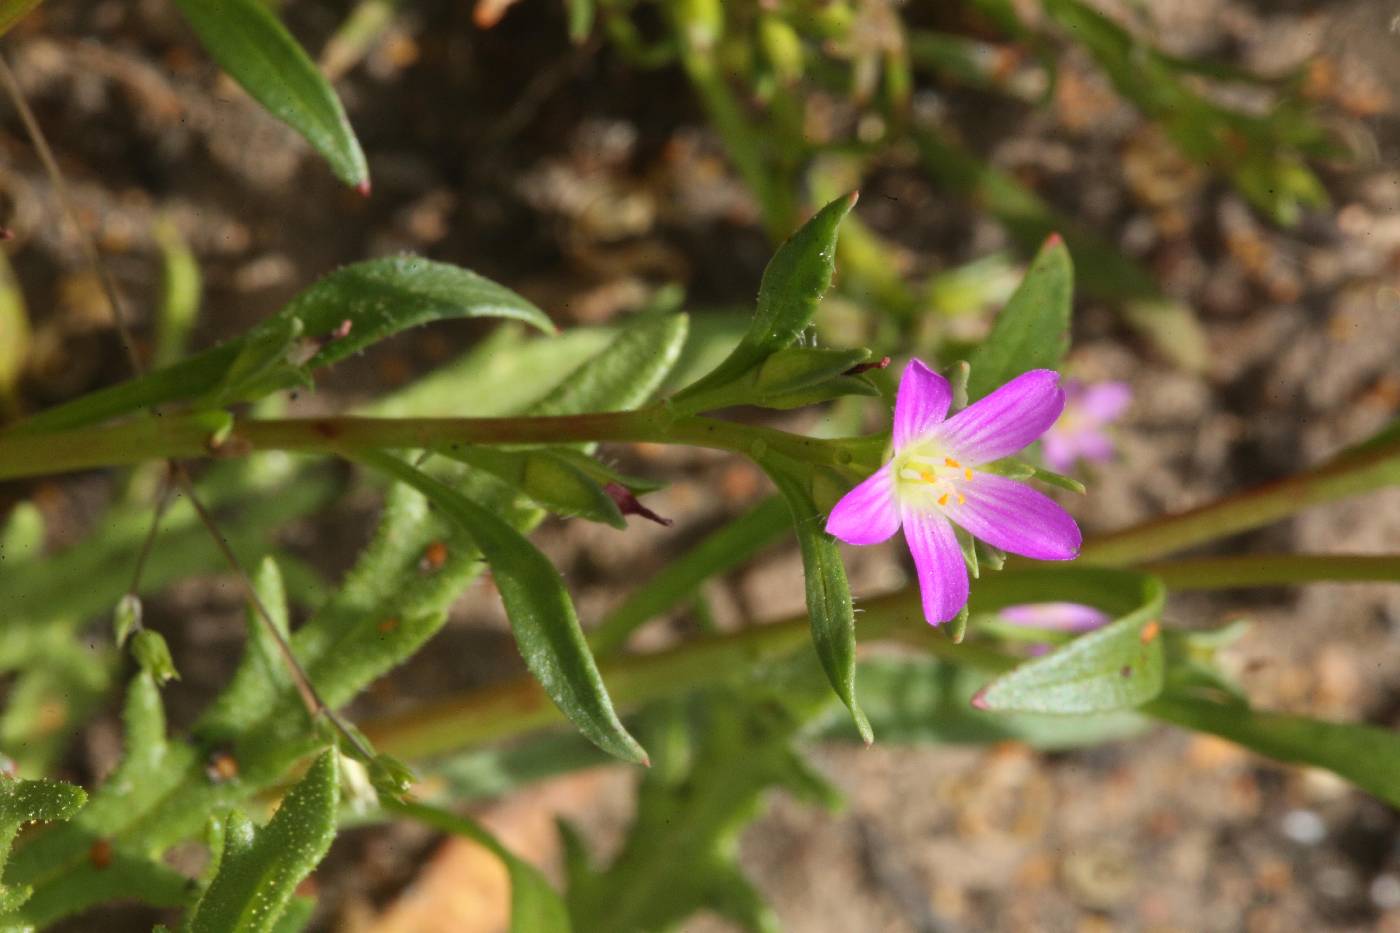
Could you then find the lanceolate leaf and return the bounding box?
[387,800,570,933]
[186,751,339,933]
[0,774,85,916]
[439,446,625,528]
[675,194,855,402]
[972,575,1166,714]
[9,257,550,434]
[966,234,1073,401]
[762,457,871,744]
[170,0,368,187]
[532,313,687,416]
[360,451,648,765]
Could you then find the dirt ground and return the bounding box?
[3,1,1400,931]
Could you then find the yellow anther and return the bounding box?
[957,493,966,505]
[937,493,949,506]
[964,468,974,481]
[919,469,937,484]
[944,457,961,469]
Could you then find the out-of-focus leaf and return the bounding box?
[439,446,625,529]
[186,751,339,933]
[170,0,368,187]
[531,313,686,416]
[1121,297,1209,372]
[154,219,202,367]
[973,576,1166,713]
[816,658,1149,748]
[675,193,855,405]
[0,501,43,563]
[10,257,549,433]
[966,235,1072,400]
[0,248,28,412]
[9,674,193,925]
[565,691,820,933]
[0,0,42,39]
[565,0,593,43]
[387,800,570,932]
[198,557,292,740]
[590,496,790,655]
[1146,692,1400,807]
[131,629,180,686]
[360,451,648,766]
[762,457,871,744]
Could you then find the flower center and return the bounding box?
[892,442,975,511]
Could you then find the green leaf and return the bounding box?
[387,800,570,933]
[186,751,339,933]
[566,0,594,43]
[154,218,203,368]
[532,313,687,416]
[0,502,43,563]
[170,0,368,187]
[0,0,43,39]
[972,576,1166,714]
[439,446,625,529]
[359,451,648,765]
[817,658,1149,749]
[0,775,86,917]
[1146,693,1400,807]
[762,458,871,744]
[674,193,856,404]
[966,235,1072,401]
[10,257,550,433]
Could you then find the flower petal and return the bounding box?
[893,359,952,450]
[1077,381,1132,424]
[825,467,901,545]
[947,473,1081,560]
[933,369,1065,465]
[1000,602,1110,632]
[901,508,969,625]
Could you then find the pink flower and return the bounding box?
[825,360,1082,626]
[999,602,1110,632]
[1040,379,1131,473]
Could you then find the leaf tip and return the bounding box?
[969,686,991,711]
[845,190,860,208]
[355,177,372,198]
[1044,231,1063,248]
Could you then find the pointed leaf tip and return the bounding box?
[1045,231,1064,247]
[355,178,372,197]
[969,687,991,711]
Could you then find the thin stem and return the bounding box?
[126,467,176,596]
[0,53,141,376]
[1078,434,1400,566]
[1141,553,1400,591]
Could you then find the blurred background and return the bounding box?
[2,1,1400,930]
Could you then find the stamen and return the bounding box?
[964,468,974,481]
[957,493,966,505]
[937,493,949,506]
[944,457,961,468]
[919,469,937,484]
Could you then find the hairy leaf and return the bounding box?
[675,194,855,404]
[360,452,648,765]
[185,751,338,933]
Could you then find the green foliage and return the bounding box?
[11,257,550,434]
[966,235,1072,401]
[816,658,1148,749]
[973,577,1166,714]
[387,800,570,933]
[170,0,368,188]
[675,193,855,407]
[184,751,338,933]
[360,450,649,765]
[131,629,181,686]
[0,774,86,919]
[1147,694,1400,807]
[564,690,836,932]
[438,446,626,528]
[762,457,871,744]
[154,219,202,368]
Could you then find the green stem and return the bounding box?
[0,408,867,480]
[1141,554,1400,590]
[1080,435,1400,565]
